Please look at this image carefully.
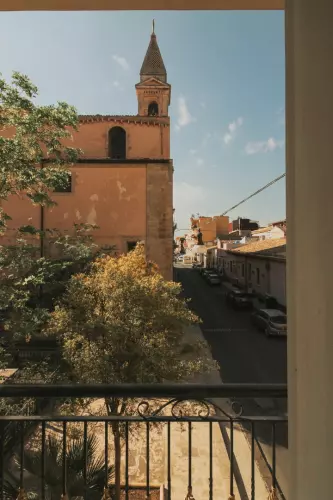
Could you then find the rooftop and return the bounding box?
[251,226,272,234]
[78,115,169,126]
[140,26,167,83]
[228,238,286,255]
[217,233,242,241]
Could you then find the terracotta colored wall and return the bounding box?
[146,162,173,280]
[215,216,229,235]
[198,217,216,242]
[1,118,173,280]
[46,164,147,253]
[68,121,170,160]
[2,196,40,234]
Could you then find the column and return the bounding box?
[286,0,333,497]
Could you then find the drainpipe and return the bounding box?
[39,163,44,302]
[266,260,271,294]
[40,205,44,258]
[40,162,44,258]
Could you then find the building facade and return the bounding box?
[220,238,287,307]
[190,215,229,245]
[1,26,173,280]
[231,217,259,232]
[250,220,286,242]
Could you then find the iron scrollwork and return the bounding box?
[136,397,244,420]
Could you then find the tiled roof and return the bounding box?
[252,226,272,234]
[229,238,286,255]
[140,33,167,82]
[217,233,242,241]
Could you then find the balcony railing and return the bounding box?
[0,384,288,500]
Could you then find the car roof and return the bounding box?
[259,309,286,317]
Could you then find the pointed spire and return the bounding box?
[140,22,167,83]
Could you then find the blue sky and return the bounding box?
[0,10,285,233]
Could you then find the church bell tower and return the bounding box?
[135,21,171,118]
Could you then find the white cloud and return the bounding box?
[196,158,204,166]
[189,149,197,155]
[112,80,124,91]
[223,133,233,144]
[112,55,130,71]
[223,117,243,144]
[245,137,285,155]
[176,96,195,130]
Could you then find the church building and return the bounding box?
[3,25,173,280]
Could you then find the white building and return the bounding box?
[220,238,287,307]
[251,222,286,241]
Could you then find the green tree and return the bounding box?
[0,72,81,229]
[46,244,218,499]
[0,72,113,364]
[0,223,102,341]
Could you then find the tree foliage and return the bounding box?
[0,73,105,410]
[0,223,101,341]
[48,244,215,386]
[0,72,81,228]
[46,244,217,499]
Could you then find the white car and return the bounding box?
[251,309,287,337]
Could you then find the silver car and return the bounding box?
[251,308,287,337]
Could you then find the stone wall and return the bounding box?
[146,162,173,281]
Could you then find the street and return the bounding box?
[175,263,288,497]
[175,264,287,386]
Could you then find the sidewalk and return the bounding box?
[54,322,271,498]
[179,324,270,500]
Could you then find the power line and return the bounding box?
[174,172,286,233]
[220,173,286,216]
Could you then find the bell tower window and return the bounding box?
[108,127,126,159]
[148,101,159,117]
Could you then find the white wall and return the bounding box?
[269,260,286,306]
[220,252,286,305]
[252,226,284,241]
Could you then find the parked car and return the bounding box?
[202,269,215,279]
[251,309,287,337]
[206,273,221,286]
[226,290,254,309]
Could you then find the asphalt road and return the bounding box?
[175,264,289,497]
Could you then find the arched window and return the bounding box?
[148,102,159,117]
[108,127,126,159]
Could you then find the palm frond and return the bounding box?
[11,431,115,500]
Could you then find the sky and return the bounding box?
[0,10,285,233]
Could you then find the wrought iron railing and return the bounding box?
[0,384,288,500]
